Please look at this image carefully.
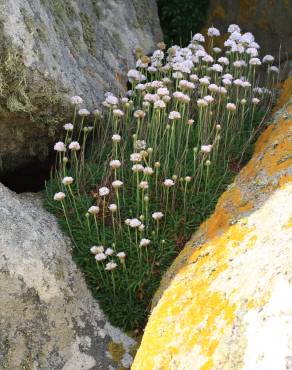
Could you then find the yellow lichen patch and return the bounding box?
[200,186,254,240]
[133,223,253,370]
[283,216,292,229]
[246,291,271,310]
[134,183,292,369]
[133,75,292,369]
[152,106,291,309]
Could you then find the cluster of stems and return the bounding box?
[49,25,276,316]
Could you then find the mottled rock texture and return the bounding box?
[0,184,136,369]
[205,0,292,60]
[133,78,292,369]
[0,0,162,173]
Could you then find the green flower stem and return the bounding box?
[72,106,77,125]
[102,198,106,243]
[96,262,106,285]
[183,182,188,215]
[61,201,76,247]
[93,214,100,242]
[86,215,91,233]
[136,172,140,213]
[111,271,116,298]
[134,229,141,263]
[156,220,160,240]
[77,117,85,141]
[111,213,117,246]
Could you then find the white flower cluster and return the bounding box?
[50,24,277,306]
[90,245,126,270]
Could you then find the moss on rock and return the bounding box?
[0,0,162,174]
[80,12,97,56]
[91,0,101,19]
[0,48,31,113]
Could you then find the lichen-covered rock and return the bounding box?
[132,80,292,368]
[0,0,162,173]
[205,0,292,60]
[0,183,136,369]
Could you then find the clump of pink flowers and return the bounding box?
[49,23,276,316]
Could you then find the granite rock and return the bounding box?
[0,183,136,369]
[0,0,162,173]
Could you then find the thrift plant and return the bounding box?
[45,24,279,331]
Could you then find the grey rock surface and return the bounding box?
[0,182,135,369]
[0,0,162,173]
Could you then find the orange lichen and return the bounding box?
[238,201,254,213]
[279,174,292,187]
[238,0,257,24]
[242,116,292,180]
[202,207,230,239]
[133,77,292,369]
[253,124,274,154]
[133,223,252,369]
[255,6,272,31]
[200,186,254,241]
[151,107,291,310]
[274,76,292,111]
[211,4,226,20]
[255,19,270,31]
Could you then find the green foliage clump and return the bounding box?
[44,0,77,23]
[91,0,101,19]
[158,0,210,46]
[45,28,277,331]
[20,8,35,34]
[80,12,97,56]
[0,48,31,113]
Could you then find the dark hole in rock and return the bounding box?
[0,151,55,193]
